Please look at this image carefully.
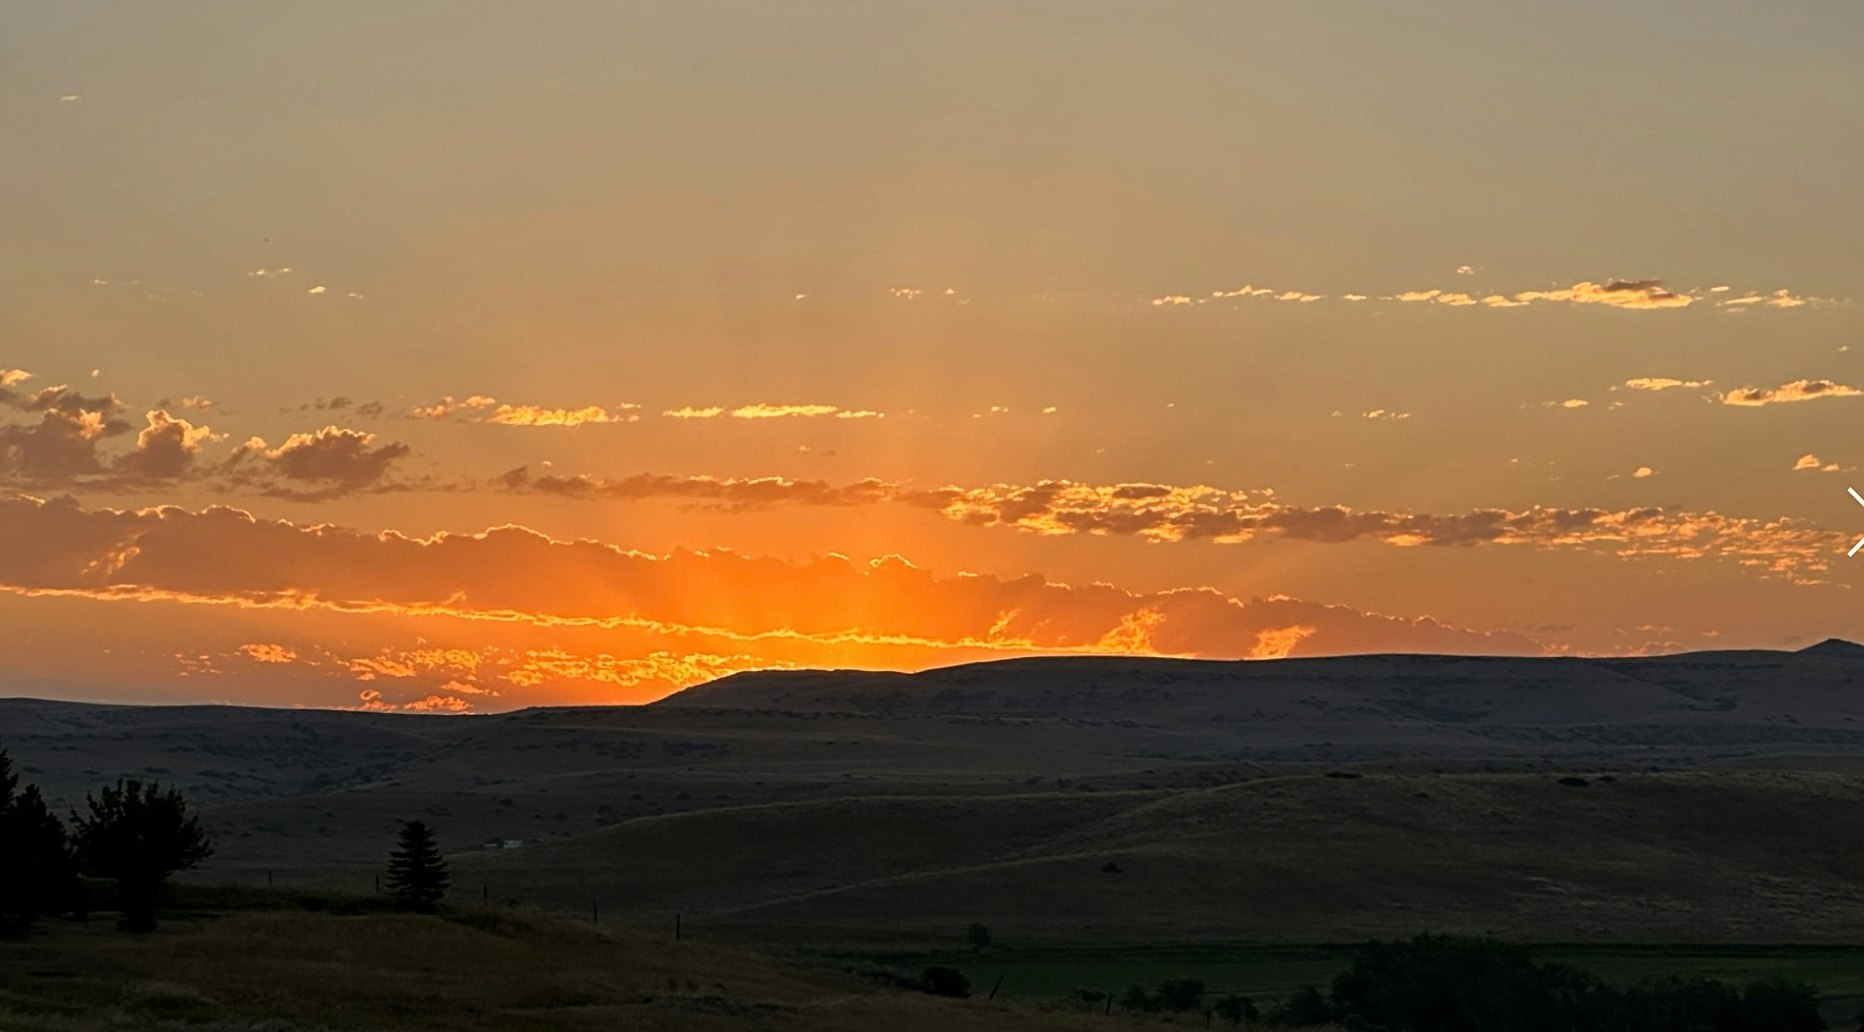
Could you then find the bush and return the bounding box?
[918,966,970,998]
[1154,978,1205,1013]
[1271,985,1336,1026]
[1212,993,1259,1024]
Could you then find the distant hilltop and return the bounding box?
[659,643,1864,721]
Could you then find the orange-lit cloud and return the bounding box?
[223,425,412,499]
[662,403,884,420]
[406,395,637,426]
[485,404,638,427]
[0,495,1543,675]
[1719,289,1832,309]
[1622,377,1713,392]
[494,471,1843,582]
[1794,454,1840,473]
[117,410,222,479]
[1510,279,1694,309]
[1720,379,1863,407]
[1154,277,1841,313]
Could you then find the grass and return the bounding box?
[0,904,1191,1032]
[447,771,1864,945]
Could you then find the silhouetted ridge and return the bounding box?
[1799,637,1864,658]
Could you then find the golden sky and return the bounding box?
[4,3,1863,710]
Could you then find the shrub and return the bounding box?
[918,966,970,998]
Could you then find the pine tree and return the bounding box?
[70,778,212,932]
[0,743,78,931]
[385,820,449,913]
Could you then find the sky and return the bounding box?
[3,1,1863,711]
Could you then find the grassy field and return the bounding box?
[830,940,1864,1007]
[0,905,1196,1032]
[448,770,1864,943]
[9,901,1864,1030]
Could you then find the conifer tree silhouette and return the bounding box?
[386,820,449,912]
[0,743,78,930]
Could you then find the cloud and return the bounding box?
[1361,409,1412,420]
[307,285,326,295]
[0,495,1542,666]
[406,395,497,420]
[1456,265,1476,275]
[0,382,131,478]
[493,471,1842,582]
[499,467,898,508]
[1510,279,1694,309]
[662,404,884,420]
[239,643,297,664]
[1794,453,1840,473]
[1633,466,1656,479]
[485,404,639,427]
[1719,289,1831,309]
[1622,377,1712,391]
[0,369,31,388]
[115,409,221,479]
[1160,276,1837,313]
[227,426,410,495]
[405,396,636,426]
[1720,379,1863,407]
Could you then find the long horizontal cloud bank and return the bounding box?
[498,470,1841,583]
[0,494,1539,662]
[1149,278,1840,312]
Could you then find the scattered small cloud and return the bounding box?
[1455,265,1476,276]
[664,403,883,420]
[407,395,497,420]
[307,285,326,295]
[485,404,639,427]
[1622,377,1712,392]
[1632,466,1656,479]
[1721,379,1863,407]
[58,94,81,103]
[1793,453,1841,473]
[1719,288,1832,309]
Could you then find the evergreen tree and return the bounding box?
[386,820,449,912]
[0,743,77,931]
[70,778,212,932]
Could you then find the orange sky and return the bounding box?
[3,3,1863,710]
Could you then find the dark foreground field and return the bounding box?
[0,901,1179,1032]
[7,645,1864,1027]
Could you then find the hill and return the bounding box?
[449,769,1864,943]
[7,644,1864,946]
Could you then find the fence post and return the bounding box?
[987,974,1003,1000]
[592,900,599,924]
